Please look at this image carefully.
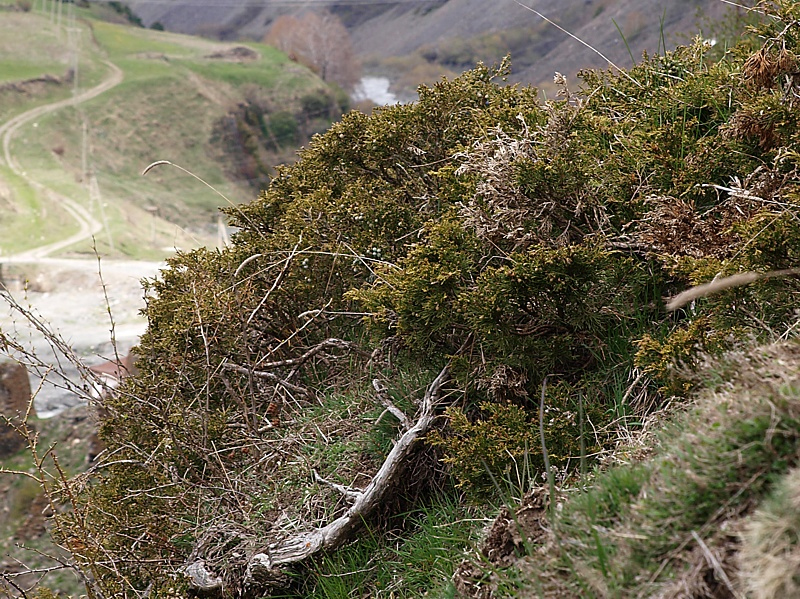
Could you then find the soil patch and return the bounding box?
[206,46,259,62]
[0,70,73,95]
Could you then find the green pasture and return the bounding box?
[0,11,324,258]
[0,164,78,255]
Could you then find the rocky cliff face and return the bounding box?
[0,360,34,457]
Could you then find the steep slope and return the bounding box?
[123,0,734,92]
[48,0,800,588]
[0,9,109,255]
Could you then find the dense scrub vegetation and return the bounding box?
[42,1,800,596]
[211,85,351,191]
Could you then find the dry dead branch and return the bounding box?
[372,378,410,429]
[665,268,800,311]
[221,337,371,400]
[255,338,372,369]
[183,365,451,593]
[222,361,312,397]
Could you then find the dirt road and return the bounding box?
[0,61,164,416]
[0,60,124,260]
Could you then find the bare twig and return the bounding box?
[690,531,745,599]
[513,1,642,87]
[717,0,767,15]
[223,337,370,401]
[222,362,311,398]
[372,379,409,430]
[247,238,302,326]
[0,292,101,400]
[256,338,371,370]
[142,159,262,238]
[312,470,362,501]
[262,299,332,360]
[234,253,263,279]
[666,268,800,311]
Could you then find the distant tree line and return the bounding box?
[108,1,143,27]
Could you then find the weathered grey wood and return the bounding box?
[245,365,449,583]
[185,366,450,591]
[182,560,223,596]
[373,378,410,429]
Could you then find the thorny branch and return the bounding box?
[222,338,372,399]
[222,362,311,397]
[254,338,372,369]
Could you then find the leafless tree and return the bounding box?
[265,11,361,91]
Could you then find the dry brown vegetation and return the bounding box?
[264,11,361,92]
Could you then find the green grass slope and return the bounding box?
[0,9,107,254]
[480,341,800,598]
[0,5,337,259]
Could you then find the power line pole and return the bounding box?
[81,118,88,182]
[89,173,115,252]
[66,8,79,100]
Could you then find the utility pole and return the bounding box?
[81,118,88,182]
[73,31,80,98]
[145,206,159,246]
[66,10,80,100]
[89,173,115,252]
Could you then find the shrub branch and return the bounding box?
[183,365,451,592]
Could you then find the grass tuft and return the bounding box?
[503,341,800,596]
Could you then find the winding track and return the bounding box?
[0,60,124,261]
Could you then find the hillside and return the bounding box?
[123,0,736,94]
[6,1,798,597]
[0,2,342,259]
[7,2,800,599]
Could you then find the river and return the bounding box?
[352,76,399,105]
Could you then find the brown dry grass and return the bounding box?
[738,467,800,599]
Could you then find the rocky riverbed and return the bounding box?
[0,258,163,417]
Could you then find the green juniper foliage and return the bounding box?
[60,2,800,594]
